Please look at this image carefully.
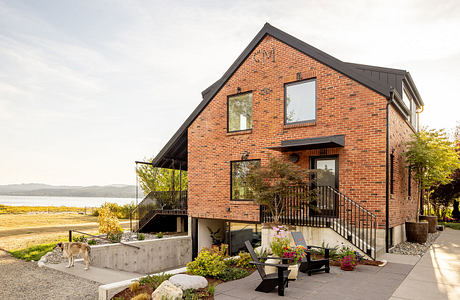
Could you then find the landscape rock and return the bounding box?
[169,274,208,290]
[37,261,45,268]
[390,231,440,256]
[151,280,183,300]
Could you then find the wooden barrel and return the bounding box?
[419,215,438,233]
[405,221,428,244]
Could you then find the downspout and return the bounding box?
[385,90,394,253]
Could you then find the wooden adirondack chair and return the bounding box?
[291,231,331,276]
[245,240,290,296]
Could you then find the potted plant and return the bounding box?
[281,245,306,280]
[404,129,460,243]
[340,253,359,271]
[264,225,290,274]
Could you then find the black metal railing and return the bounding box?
[260,185,377,259]
[130,190,187,232]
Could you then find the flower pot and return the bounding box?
[340,263,355,271]
[405,221,428,244]
[264,258,280,274]
[419,215,437,233]
[288,264,299,280]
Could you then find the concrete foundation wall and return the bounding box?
[261,226,386,259]
[90,236,192,274]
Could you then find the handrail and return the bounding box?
[69,229,140,249]
[260,185,377,259]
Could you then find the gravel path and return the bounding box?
[0,249,99,299]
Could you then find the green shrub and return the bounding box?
[236,251,251,269]
[186,249,227,278]
[217,267,249,281]
[108,232,122,242]
[88,239,97,245]
[156,232,163,238]
[137,233,145,240]
[138,273,172,289]
[207,283,215,295]
[72,235,87,243]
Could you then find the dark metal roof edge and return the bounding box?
[403,73,424,107]
[345,62,407,75]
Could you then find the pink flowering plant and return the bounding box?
[269,225,290,257]
[282,245,306,264]
[340,253,359,269]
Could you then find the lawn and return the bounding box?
[9,241,63,261]
[0,211,129,251]
[441,222,460,230]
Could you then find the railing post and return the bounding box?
[69,230,72,242]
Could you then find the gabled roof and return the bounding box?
[151,23,422,170]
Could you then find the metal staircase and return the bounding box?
[130,190,187,233]
[260,185,377,259]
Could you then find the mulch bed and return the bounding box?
[310,254,383,267]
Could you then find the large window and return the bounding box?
[231,160,260,200]
[402,85,411,111]
[285,79,316,124]
[228,92,252,132]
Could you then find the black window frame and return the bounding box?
[227,91,253,133]
[230,159,260,201]
[284,78,317,125]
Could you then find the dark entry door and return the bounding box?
[311,156,339,217]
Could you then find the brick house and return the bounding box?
[148,23,424,259]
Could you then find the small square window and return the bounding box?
[285,79,316,124]
[231,160,260,200]
[228,93,252,132]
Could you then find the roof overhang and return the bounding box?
[266,135,345,152]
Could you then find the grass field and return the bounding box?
[0,204,93,214]
[0,211,129,252]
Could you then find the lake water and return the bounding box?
[0,195,138,207]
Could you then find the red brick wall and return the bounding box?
[389,106,419,227]
[188,35,388,227]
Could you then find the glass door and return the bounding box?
[311,156,338,217]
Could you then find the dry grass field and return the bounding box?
[0,212,129,251]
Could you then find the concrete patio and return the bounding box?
[216,228,460,300]
[215,262,413,300]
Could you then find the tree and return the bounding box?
[404,128,460,219]
[245,156,315,224]
[136,157,188,195]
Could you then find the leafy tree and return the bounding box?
[136,157,187,195]
[245,156,316,224]
[404,128,460,219]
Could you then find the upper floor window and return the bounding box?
[285,79,316,124]
[231,160,260,200]
[402,85,411,111]
[402,83,418,130]
[228,92,252,132]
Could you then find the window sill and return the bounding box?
[284,121,316,129]
[227,129,252,136]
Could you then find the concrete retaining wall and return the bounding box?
[90,236,192,274]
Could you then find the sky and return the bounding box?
[0,0,459,186]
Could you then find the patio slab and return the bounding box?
[391,228,460,300]
[215,262,412,300]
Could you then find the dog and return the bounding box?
[55,242,91,270]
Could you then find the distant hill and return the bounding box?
[0,183,136,198]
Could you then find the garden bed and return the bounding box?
[111,245,255,300]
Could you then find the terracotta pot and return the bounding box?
[419,215,438,233]
[340,263,354,271]
[405,221,428,244]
